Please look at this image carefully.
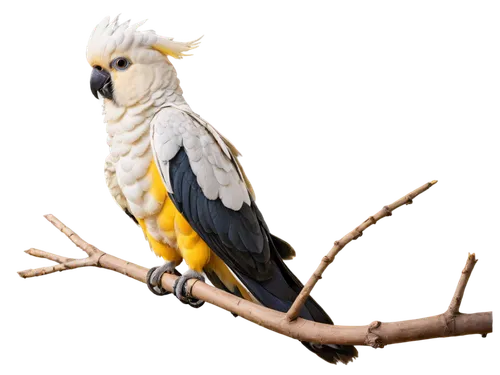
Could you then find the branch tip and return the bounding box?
[285,180,438,321]
[447,253,478,316]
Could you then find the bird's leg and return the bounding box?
[173,269,206,308]
[146,261,181,296]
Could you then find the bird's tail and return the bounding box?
[235,235,358,364]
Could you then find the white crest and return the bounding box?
[86,16,201,64]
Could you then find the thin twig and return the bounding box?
[285,180,438,322]
[448,253,478,315]
[18,216,105,279]
[44,214,99,256]
[24,248,76,264]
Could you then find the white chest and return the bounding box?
[105,107,161,219]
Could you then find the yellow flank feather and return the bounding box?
[157,198,177,239]
[148,161,167,203]
[138,218,182,264]
[175,213,211,272]
[138,161,254,302]
[174,211,193,235]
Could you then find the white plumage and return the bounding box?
[151,106,251,211]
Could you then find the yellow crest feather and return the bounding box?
[152,36,203,59]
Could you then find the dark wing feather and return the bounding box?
[168,148,272,280]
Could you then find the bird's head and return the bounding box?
[86,16,200,108]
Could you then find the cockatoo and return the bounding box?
[87,16,357,364]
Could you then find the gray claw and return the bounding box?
[173,269,205,308]
[146,262,179,296]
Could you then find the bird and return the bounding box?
[87,15,357,364]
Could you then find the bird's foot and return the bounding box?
[146,262,181,296]
[172,269,205,308]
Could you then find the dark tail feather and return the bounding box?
[236,237,358,364]
[301,342,358,365]
[271,234,296,260]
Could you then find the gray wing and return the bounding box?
[151,106,251,210]
[150,106,272,278]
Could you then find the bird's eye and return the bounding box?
[111,57,131,71]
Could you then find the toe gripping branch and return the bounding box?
[146,266,181,296]
[173,271,206,308]
[146,266,205,308]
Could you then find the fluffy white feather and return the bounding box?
[151,106,251,211]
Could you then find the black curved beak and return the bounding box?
[90,68,113,100]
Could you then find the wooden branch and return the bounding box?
[18,211,492,348]
[18,247,109,279]
[447,253,477,315]
[286,180,438,321]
